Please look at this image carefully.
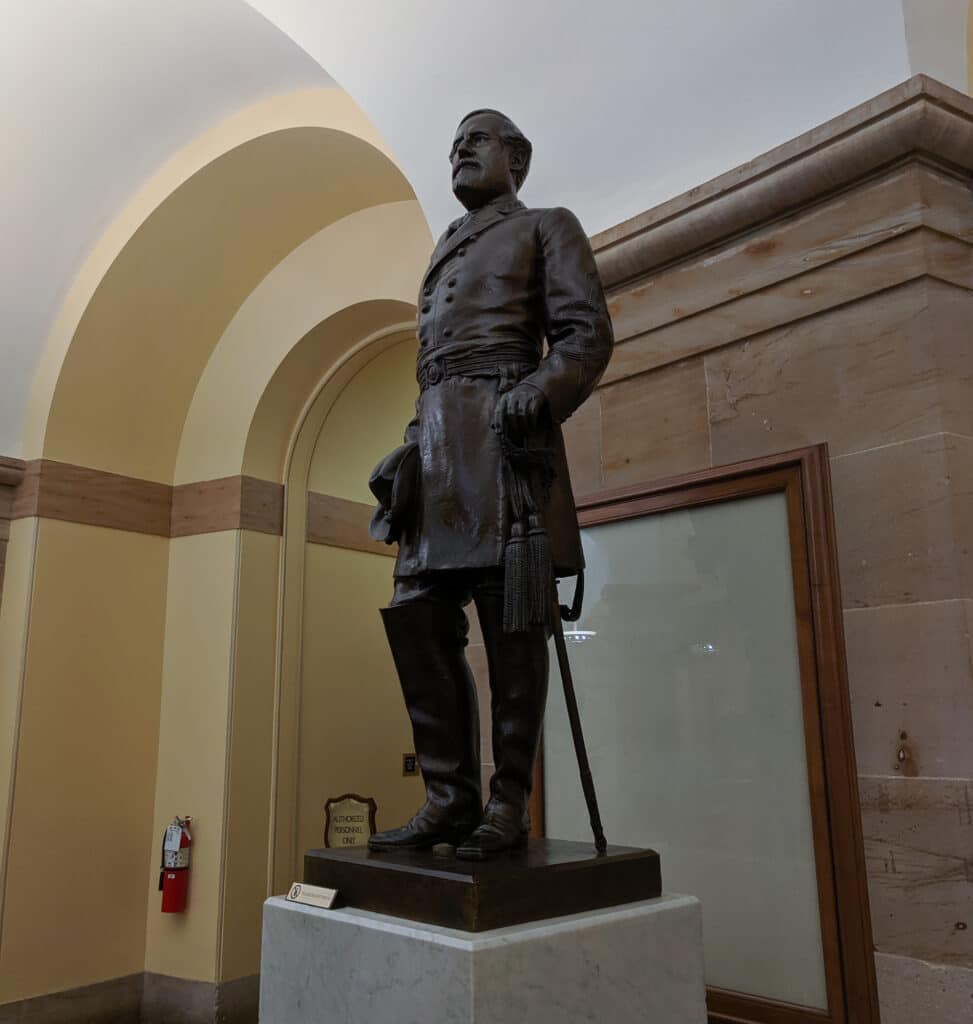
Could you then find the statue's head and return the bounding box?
[450,109,532,210]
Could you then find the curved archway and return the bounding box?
[22,87,411,472]
[37,133,414,481]
[176,198,430,484]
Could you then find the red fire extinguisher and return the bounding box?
[159,816,192,913]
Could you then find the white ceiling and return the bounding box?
[244,0,926,238]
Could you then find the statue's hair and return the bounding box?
[458,108,532,189]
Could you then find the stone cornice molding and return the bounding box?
[592,75,973,292]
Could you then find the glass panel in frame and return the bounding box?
[539,448,879,1024]
[545,491,827,1007]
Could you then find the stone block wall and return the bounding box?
[559,76,972,1019]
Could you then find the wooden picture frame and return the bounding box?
[536,445,878,1024]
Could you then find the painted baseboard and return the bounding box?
[0,974,142,1024]
[0,972,258,1024]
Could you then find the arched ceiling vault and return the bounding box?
[30,92,422,484]
[2,0,334,458]
[9,1,969,472]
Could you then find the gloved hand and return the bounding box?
[495,383,548,439]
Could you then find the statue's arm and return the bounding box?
[521,207,614,423]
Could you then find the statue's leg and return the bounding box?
[368,575,482,851]
[456,576,549,860]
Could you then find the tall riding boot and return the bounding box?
[368,600,481,850]
[456,588,549,860]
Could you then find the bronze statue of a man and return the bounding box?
[367,109,613,859]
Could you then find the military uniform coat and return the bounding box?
[388,193,613,579]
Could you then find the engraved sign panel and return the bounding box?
[286,882,339,909]
[324,793,377,848]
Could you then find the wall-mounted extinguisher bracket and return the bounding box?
[159,815,193,913]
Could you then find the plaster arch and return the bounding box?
[24,88,417,483]
[1,0,333,459]
[174,197,431,485]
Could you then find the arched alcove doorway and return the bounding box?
[268,330,424,892]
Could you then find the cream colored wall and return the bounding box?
[306,337,418,501]
[219,531,281,982]
[0,519,37,941]
[902,0,970,91]
[243,301,415,484]
[296,545,422,872]
[178,199,429,485]
[143,532,238,982]
[968,0,973,92]
[0,521,168,1004]
[138,213,426,987]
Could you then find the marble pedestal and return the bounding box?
[259,894,707,1024]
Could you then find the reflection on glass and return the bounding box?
[544,492,828,1009]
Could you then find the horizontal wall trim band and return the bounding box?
[12,459,172,535]
[8,459,284,539]
[306,490,393,557]
[2,459,387,561]
[171,475,283,537]
[592,75,973,291]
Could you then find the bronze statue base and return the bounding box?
[303,838,661,932]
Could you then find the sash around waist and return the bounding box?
[417,339,540,392]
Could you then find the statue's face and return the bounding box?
[450,113,519,209]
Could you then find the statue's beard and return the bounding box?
[452,172,512,211]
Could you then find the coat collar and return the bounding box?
[424,193,525,282]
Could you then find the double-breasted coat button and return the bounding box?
[457,248,466,257]
[447,278,456,287]
[445,295,454,303]
[443,328,453,338]
[421,304,431,313]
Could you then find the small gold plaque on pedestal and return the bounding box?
[286,882,339,909]
[324,793,377,848]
